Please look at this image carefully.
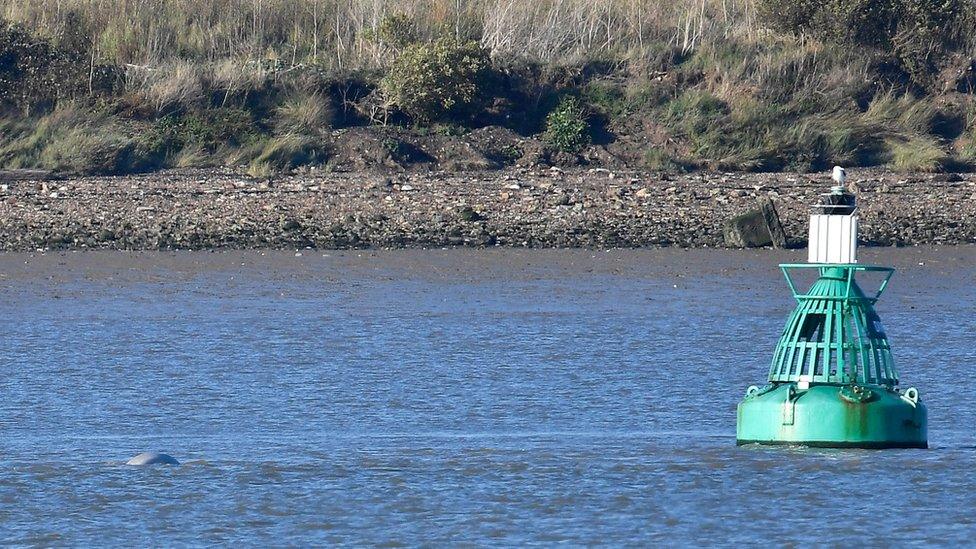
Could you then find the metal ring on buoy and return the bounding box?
[746,385,760,398]
[904,387,919,403]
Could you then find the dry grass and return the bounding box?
[2,0,759,70]
[132,61,207,110]
[274,92,334,135]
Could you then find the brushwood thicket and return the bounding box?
[1,0,975,175]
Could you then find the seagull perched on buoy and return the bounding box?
[832,165,858,195]
[832,166,846,186]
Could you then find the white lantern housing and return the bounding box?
[807,186,857,264]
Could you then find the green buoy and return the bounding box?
[737,178,927,448]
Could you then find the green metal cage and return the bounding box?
[767,264,898,387]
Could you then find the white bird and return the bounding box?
[832,166,846,186]
[833,165,858,195]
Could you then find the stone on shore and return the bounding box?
[724,198,787,248]
[458,206,482,222]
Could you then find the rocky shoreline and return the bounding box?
[0,168,974,251]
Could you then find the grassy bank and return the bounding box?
[2,0,976,176]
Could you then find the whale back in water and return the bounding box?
[126,452,180,466]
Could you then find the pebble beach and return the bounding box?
[1,168,973,251]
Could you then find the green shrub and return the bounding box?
[543,96,591,153]
[150,108,259,153]
[583,81,628,120]
[381,37,492,125]
[890,0,968,85]
[756,0,821,39]
[368,14,420,51]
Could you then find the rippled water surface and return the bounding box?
[2,247,975,545]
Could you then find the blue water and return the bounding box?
[1,247,975,545]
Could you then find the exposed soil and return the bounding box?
[0,167,973,251]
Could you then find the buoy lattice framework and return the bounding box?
[770,264,896,387]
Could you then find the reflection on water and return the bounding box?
[1,247,975,544]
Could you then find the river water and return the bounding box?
[1,247,975,545]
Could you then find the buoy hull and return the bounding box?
[736,383,927,448]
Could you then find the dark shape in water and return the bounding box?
[126,452,180,466]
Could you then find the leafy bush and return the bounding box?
[583,81,628,121]
[891,0,970,85]
[543,96,591,153]
[381,37,492,125]
[150,108,259,153]
[755,0,821,40]
[758,0,961,45]
[368,14,420,51]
